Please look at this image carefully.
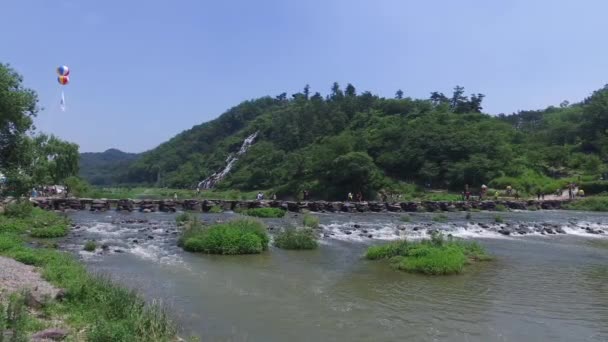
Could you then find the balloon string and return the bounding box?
[60,90,66,112]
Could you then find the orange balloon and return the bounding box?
[58,75,69,85]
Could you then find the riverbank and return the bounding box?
[0,203,178,341]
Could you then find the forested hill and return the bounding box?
[79,149,139,185]
[98,83,608,199]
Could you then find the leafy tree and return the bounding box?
[395,89,404,99]
[320,151,383,199]
[0,63,38,174]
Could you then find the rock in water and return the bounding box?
[31,328,68,341]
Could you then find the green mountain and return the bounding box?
[109,83,608,199]
[79,149,139,185]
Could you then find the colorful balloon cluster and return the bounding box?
[57,65,70,85]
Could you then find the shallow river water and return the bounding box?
[63,210,608,342]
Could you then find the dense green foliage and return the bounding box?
[79,149,140,186]
[365,234,491,275]
[92,82,608,200]
[181,219,269,255]
[241,207,286,218]
[0,64,79,196]
[0,210,177,341]
[274,228,318,250]
[564,196,608,211]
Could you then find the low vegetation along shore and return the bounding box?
[366,233,492,275]
[0,201,177,341]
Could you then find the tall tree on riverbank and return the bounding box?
[0,64,38,172]
[0,63,80,195]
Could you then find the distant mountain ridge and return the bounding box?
[79,149,140,185]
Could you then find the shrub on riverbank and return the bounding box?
[181,219,269,254]
[274,228,318,250]
[0,231,177,341]
[564,196,608,212]
[365,233,491,275]
[303,214,320,229]
[242,207,286,218]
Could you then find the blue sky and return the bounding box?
[2,0,607,152]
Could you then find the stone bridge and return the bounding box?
[29,198,571,213]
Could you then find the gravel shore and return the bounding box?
[0,256,59,301]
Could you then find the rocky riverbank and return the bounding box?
[29,197,570,213]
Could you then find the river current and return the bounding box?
[61,210,608,342]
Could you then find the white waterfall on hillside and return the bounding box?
[197,131,259,189]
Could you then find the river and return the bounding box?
[61,210,608,341]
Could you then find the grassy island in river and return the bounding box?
[365,233,492,275]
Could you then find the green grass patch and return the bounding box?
[181,219,269,255]
[208,205,223,214]
[494,215,504,223]
[302,214,320,229]
[85,187,263,201]
[420,192,463,201]
[242,207,286,218]
[432,214,448,222]
[365,233,492,275]
[274,228,318,250]
[399,215,411,223]
[84,241,96,252]
[564,196,608,212]
[494,204,507,212]
[1,203,70,238]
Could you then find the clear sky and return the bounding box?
[2,0,607,152]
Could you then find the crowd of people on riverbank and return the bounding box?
[30,185,68,198]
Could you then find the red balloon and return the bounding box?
[58,75,69,85]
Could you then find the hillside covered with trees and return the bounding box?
[94,82,608,200]
[79,149,139,186]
